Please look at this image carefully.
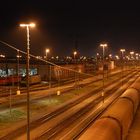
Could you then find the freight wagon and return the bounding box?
[20,74,41,86]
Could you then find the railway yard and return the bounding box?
[1,3,140,140]
[0,68,140,140]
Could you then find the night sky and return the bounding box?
[0,1,140,57]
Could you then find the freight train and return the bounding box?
[20,74,41,86]
[0,76,21,85]
[79,77,140,140]
[0,75,41,86]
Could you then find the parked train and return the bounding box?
[0,76,21,85]
[0,75,41,86]
[79,77,140,140]
[20,74,41,86]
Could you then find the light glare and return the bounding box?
[100,43,107,47]
[74,51,77,55]
[46,49,50,53]
[120,49,125,52]
[29,23,36,27]
[20,23,36,28]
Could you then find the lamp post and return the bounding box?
[45,48,51,89]
[73,51,77,89]
[16,50,21,95]
[100,43,107,103]
[120,49,125,57]
[17,50,20,89]
[96,53,100,74]
[20,23,35,140]
[73,51,77,60]
[46,48,50,60]
[130,51,134,69]
[135,53,139,69]
[130,51,134,59]
[120,49,125,87]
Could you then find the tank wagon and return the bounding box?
[79,77,140,140]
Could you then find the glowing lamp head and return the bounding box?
[29,23,36,27]
[130,51,134,55]
[120,49,125,52]
[115,55,119,60]
[100,43,107,48]
[20,23,36,28]
[74,51,77,55]
[46,49,50,53]
[20,24,26,27]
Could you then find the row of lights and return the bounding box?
[45,49,78,59]
[1,45,138,63]
[97,47,140,61]
[0,54,5,58]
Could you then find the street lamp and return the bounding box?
[135,53,139,59]
[130,51,134,69]
[96,53,100,73]
[130,51,134,59]
[73,51,77,89]
[20,22,35,140]
[109,54,112,58]
[115,55,119,60]
[100,43,107,103]
[16,50,21,95]
[46,48,50,60]
[120,49,125,63]
[120,49,125,57]
[45,48,51,89]
[135,53,139,70]
[73,51,77,59]
[120,49,125,87]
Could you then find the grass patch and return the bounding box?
[0,109,26,123]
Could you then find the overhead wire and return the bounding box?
[0,40,95,77]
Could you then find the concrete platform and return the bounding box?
[127,105,140,140]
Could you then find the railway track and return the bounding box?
[0,69,129,97]
[0,70,135,110]
[0,77,77,96]
[1,70,139,139]
[37,72,139,140]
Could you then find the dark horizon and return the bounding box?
[0,1,140,57]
